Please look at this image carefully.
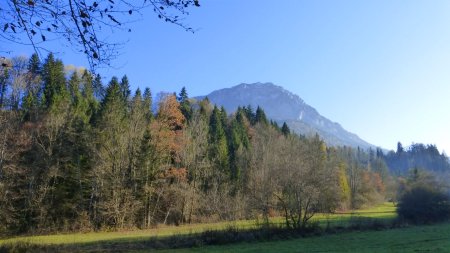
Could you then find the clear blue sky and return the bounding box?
[5,0,450,153]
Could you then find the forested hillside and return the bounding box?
[383,142,450,175]
[201,83,375,149]
[0,54,445,235]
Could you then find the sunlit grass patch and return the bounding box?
[0,202,397,250]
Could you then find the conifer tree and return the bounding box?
[281,122,290,136]
[22,53,42,120]
[177,87,192,122]
[255,106,268,125]
[270,120,281,131]
[177,87,188,102]
[228,111,250,181]
[120,75,131,103]
[41,53,68,109]
[92,74,104,100]
[209,106,229,174]
[68,72,82,107]
[81,70,99,120]
[24,54,78,230]
[136,126,158,227]
[143,87,153,121]
[98,77,127,118]
[243,105,255,125]
[28,53,41,75]
[220,106,228,130]
[235,110,250,148]
[93,76,134,228]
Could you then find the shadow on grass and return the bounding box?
[0,217,401,253]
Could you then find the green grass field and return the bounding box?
[0,219,261,246]
[0,203,420,252]
[10,202,443,253]
[155,222,450,253]
[311,202,396,226]
[0,202,396,247]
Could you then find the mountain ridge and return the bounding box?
[198,82,377,149]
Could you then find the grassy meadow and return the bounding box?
[1,202,449,253]
[157,222,450,253]
[0,203,396,246]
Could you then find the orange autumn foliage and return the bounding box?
[150,95,186,164]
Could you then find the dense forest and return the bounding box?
[383,142,450,175]
[0,54,448,235]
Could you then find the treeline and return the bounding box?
[1,54,389,235]
[382,142,450,175]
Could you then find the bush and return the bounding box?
[397,186,450,224]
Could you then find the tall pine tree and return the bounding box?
[41,53,68,110]
[209,106,229,175]
[177,86,192,122]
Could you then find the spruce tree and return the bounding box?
[142,87,153,121]
[81,70,99,120]
[255,106,268,125]
[281,122,290,136]
[209,106,229,174]
[219,106,228,129]
[136,126,158,228]
[22,54,42,120]
[177,86,188,102]
[68,71,93,125]
[243,105,255,125]
[99,77,127,118]
[92,73,104,100]
[28,53,41,75]
[228,111,250,181]
[41,53,68,110]
[177,86,192,122]
[235,110,250,148]
[120,75,131,103]
[93,76,134,228]
[68,72,82,106]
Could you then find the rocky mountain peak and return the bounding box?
[202,82,376,149]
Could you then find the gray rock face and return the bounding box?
[201,82,375,149]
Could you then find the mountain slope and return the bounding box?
[201,82,376,149]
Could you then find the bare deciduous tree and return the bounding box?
[180,109,210,223]
[0,0,200,69]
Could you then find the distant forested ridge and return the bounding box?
[382,142,450,175]
[0,54,448,235]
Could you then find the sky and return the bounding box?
[4,0,450,153]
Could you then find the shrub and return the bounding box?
[397,186,450,224]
